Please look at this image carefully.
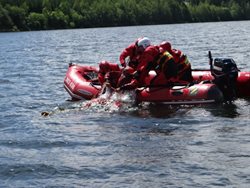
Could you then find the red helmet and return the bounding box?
[172,49,182,56]
[99,60,109,73]
[159,41,172,52]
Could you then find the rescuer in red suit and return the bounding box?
[119,37,146,69]
[97,60,121,88]
[117,37,160,90]
[118,39,179,89]
[117,39,193,90]
[117,37,151,89]
[159,41,193,82]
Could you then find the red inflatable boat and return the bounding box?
[192,70,250,97]
[135,83,224,104]
[64,61,250,104]
[64,64,100,100]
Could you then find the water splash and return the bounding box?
[82,89,137,113]
[41,89,138,116]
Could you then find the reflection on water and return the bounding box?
[129,103,188,118]
[205,103,240,118]
[205,98,250,118]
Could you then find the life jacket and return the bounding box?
[154,51,178,80]
[171,49,191,80]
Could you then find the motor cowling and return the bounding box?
[211,58,239,101]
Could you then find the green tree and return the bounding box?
[46,10,69,29]
[59,0,72,15]
[159,0,173,24]
[230,1,243,20]
[91,0,118,27]
[116,0,138,25]
[26,12,47,30]
[0,3,14,31]
[5,5,27,30]
[245,2,250,19]
[215,7,232,21]
[69,9,83,28]
[168,0,184,23]
[42,0,60,11]
[26,0,43,12]
[135,0,154,25]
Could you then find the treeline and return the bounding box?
[0,0,250,32]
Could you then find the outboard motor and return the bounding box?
[208,51,239,101]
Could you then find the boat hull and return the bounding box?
[64,64,100,100]
[136,84,223,104]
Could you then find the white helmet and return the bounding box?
[137,37,151,49]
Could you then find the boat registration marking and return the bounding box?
[65,76,76,90]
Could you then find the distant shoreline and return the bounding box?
[1,0,250,32]
[1,20,250,34]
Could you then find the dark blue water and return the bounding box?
[0,21,250,187]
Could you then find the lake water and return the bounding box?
[0,21,250,187]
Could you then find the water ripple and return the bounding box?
[0,21,250,187]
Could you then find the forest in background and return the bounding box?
[0,0,250,32]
